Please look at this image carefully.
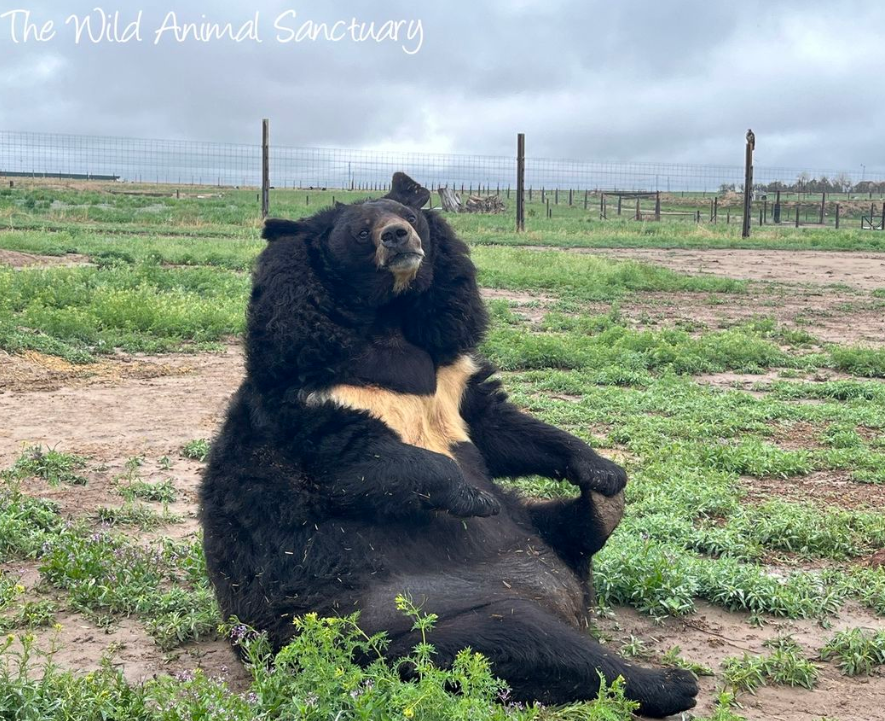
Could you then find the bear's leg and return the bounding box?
[385,600,698,718]
[527,489,626,613]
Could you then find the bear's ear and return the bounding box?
[384,172,431,209]
[261,218,303,242]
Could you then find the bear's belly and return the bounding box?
[304,354,478,459]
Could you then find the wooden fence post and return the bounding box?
[795,204,800,228]
[655,191,661,221]
[741,129,754,238]
[835,204,840,229]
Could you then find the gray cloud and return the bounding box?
[1,0,884,171]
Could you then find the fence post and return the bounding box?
[774,190,781,223]
[555,188,559,205]
[820,192,826,224]
[795,204,800,228]
[635,198,640,221]
[261,118,270,219]
[516,133,525,232]
[741,129,754,238]
[569,188,573,206]
[881,202,885,230]
[835,204,840,229]
[713,196,718,223]
[655,191,661,221]
[617,195,622,216]
[584,189,588,210]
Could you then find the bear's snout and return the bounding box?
[380,222,413,249]
[374,219,424,276]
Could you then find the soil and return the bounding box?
[0,345,247,685]
[740,471,885,512]
[2,345,883,715]
[598,600,885,721]
[0,249,91,268]
[2,247,885,714]
[582,248,885,291]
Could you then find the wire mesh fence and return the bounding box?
[2,129,884,200]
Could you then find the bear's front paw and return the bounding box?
[568,453,627,497]
[445,485,501,518]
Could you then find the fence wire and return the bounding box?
[1,130,883,194]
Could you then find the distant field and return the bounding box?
[1,180,884,720]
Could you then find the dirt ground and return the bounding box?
[598,601,885,721]
[2,345,884,717]
[0,248,91,268]
[0,345,247,687]
[584,248,885,291]
[2,249,885,716]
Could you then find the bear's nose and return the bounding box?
[380,223,412,248]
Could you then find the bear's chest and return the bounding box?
[306,337,477,459]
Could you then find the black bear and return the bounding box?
[199,173,698,717]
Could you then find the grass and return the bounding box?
[721,637,819,692]
[820,628,885,676]
[0,263,247,362]
[94,503,180,530]
[2,445,88,486]
[116,478,177,504]
[180,439,211,462]
[1,180,884,718]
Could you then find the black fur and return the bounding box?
[200,174,698,717]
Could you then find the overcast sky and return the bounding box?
[2,0,884,171]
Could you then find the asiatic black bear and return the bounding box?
[199,173,698,717]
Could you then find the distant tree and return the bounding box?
[833,173,852,193]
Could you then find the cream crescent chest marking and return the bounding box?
[304,355,478,458]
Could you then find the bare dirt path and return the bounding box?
[583,248,885,290]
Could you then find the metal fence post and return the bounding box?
[516,133,525,232]
[261,119,270,219]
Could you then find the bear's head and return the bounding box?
[263,172,433,301]
[250,173,487,391]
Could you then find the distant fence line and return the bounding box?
[1,130,884,195]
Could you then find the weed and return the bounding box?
[820,628,885,676]
[722,637,818,692]
[3,445,87,486]
[181,439,211,462]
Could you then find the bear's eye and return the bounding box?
[357,229,370,241]
[407,214,417,224]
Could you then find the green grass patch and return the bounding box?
[820,628,885,676]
